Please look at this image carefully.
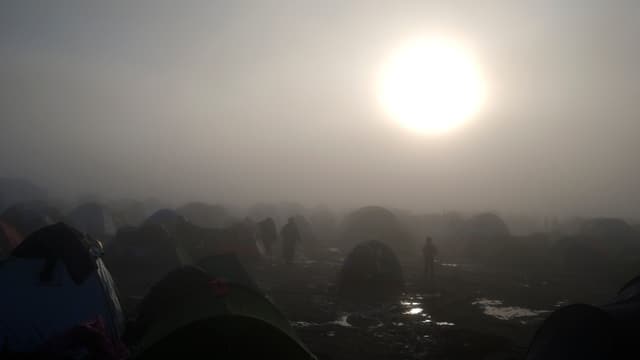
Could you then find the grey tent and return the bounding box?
[338,240,404,302]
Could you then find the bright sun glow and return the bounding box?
[378,37,486,134]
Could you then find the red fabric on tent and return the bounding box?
[0,220,23,251]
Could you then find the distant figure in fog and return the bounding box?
[281,218,300,265]
[423,237,437,284]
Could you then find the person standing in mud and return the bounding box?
[281,217,300,265]
[423,236,437,284]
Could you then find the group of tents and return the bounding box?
[2,178,640,358]
[0,198,318,358]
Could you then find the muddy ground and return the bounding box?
[244,254,623,360]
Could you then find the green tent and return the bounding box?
[132,266,315,359]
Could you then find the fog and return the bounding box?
[2,0,640,218]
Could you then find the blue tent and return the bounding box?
[0,223,124,353]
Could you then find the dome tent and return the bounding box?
[0,223,124,353]
[338,240,404,302]
[130,266,316,359]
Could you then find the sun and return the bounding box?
[378,37,486,134]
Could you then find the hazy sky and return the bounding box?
[1,1,639,217]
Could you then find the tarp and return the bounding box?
[131,266,316,359]
[0,223,124,353]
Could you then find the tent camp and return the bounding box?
[105,223,187,298]
[0,223,124,354]
[66,203,118,243]
[0,202,60,257]
[130,266,316,359]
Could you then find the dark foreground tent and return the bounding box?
[130,266,316,359]
[341,206,412,256]
[527,274,640,359]
[66,203,118,243]
[0,202,61,257]
[338,240,404,302]
[0,223,124,353]
[105,223,188,297]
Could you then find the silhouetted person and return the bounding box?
[422,236,437,284]
[258,218,278,258]
[281,218,300,265]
